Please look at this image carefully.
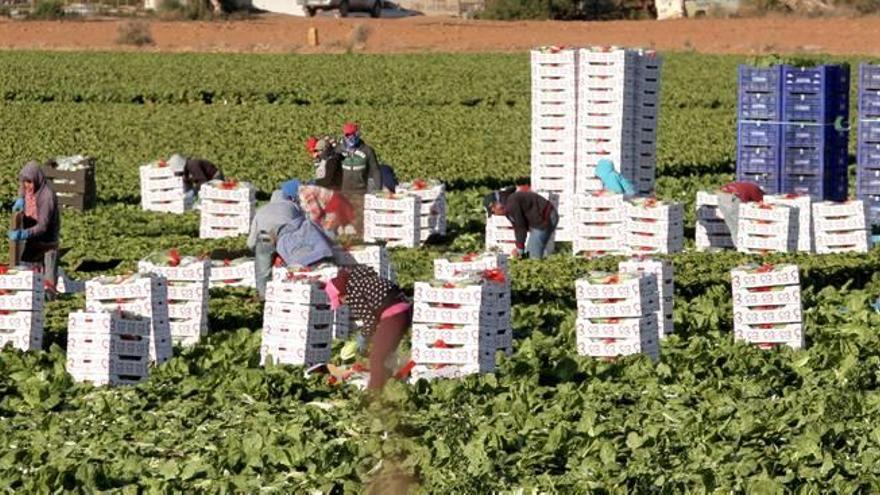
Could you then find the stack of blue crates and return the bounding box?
[736,64,850,201]
[737,65,784,194]
[857,64,880,225]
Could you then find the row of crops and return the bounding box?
[2,50,880,492]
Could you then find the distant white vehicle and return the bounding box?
[298,0,384,17]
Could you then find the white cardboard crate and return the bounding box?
[138,258,210,283]
[199,181,256,202]
[764,195,812,252]
[264,302,334,326]
[413,302,508,328]
[412,322,500,347]
[411,342,495,366]
[262,321,333,345]
[0,311,43,351]
[575,314,658,340]
[576,297,660,319]
[210,259,256,288]
[265,280,328,306]
[414,280,510,311]
[731,264,799,290]
[576,336,659,360]
[260,341,331,367]
[409,361,495,381]
[434,253,509,281]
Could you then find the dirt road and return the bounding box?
[1,15,879,55]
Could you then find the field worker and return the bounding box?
[324,264,411,390]
[338,122,383,238]
[9,161,61,294]
[294,182,356,239]
[168,154,224,200]
[247,185,302,300]
[380,163,399,193]
[483,186,558,260]
[595,158,636,196]
[274,209,334,270]
[306,136,342,190]
[716,181,764,246]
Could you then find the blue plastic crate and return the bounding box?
[859,141,880,169]
[860,89,880,118]
[783,91,848,122]
[783,65,850,95]
[782,146,848,175]
[739,65,783,93]
[858,173,880,195]
[782,173,848,201]
[738,121,782,147]
[737,169,780,194]
[861,64,880,91]
[859,193,880,225]
[861,119,880,143]
[737,145,780,173]
[783,123,848,147]
[739,91,782,120]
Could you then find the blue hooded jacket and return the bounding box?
[595,159,636,196]
[275,215,334,268]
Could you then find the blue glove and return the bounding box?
[11,197,24,212]
[7,229,29,242]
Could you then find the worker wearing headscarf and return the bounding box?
[594,159,636,196]
[9,161,61,291]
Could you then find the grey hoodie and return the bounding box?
[18,161,60,243]
[247,190,302,250]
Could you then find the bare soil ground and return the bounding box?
[1,15,879,55]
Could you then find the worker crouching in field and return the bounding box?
[9,161,61,295]
[594,158,636,196]
[168,154,224,200]
[716,181,764,247]
[248,186,302,300]
[325,265,411,390]
[484,187,558,260]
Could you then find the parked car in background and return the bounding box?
[298,0,384,17]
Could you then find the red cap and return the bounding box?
[306,136,319,153]
[342,122,359,136]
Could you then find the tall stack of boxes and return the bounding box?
[66,311,152,386]
[624,198,684,255]
[139,255,210,346]
[364,193,421,248]
[857,63,880,225]
[397,181,447,242]
[731,264,804,350]
[736,64,850,200]
[85,274,173,364]
[695,192,734,251]
[261,278,333,367]
[530,46,663,241]
[0,267,44,352]
[575,272,660,360]
[736,202,799,254]
[271,264,350,340]
[411,272,511,381]
[812,200,872,253]
[199,181,256,239]
[531,46,578,242]
[619,258,674,337]
[140,161,191,214]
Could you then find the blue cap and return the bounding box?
[281,179,300,200]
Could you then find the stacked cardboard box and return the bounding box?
[364,193,421,248]
[140,161,191,214]
[261,278,333,367]
[199,180,256,239]
[0,267,44,351]
[139,252,210,346]
[432,252,512,355]
[271,263,349,340]
[812,200,873,253]
[397,180,447,241]
[572,192,625,256]
[624,198,684,254]
[85,273,172,363]
[731,263,804,349]
[410,274,510,381]
[209,258,256,289]
[737,202,799,254]
[695,192,735,251]
[764,194,813,252]
[619,258,674,337]
[575,272,660,360]
[331,244,396,282]
[485,192,558,255]
[66,311,152,386]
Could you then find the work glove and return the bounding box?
[7,229,29,242]
[11,197,24,212]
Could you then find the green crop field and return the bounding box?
[3,51,880,492]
